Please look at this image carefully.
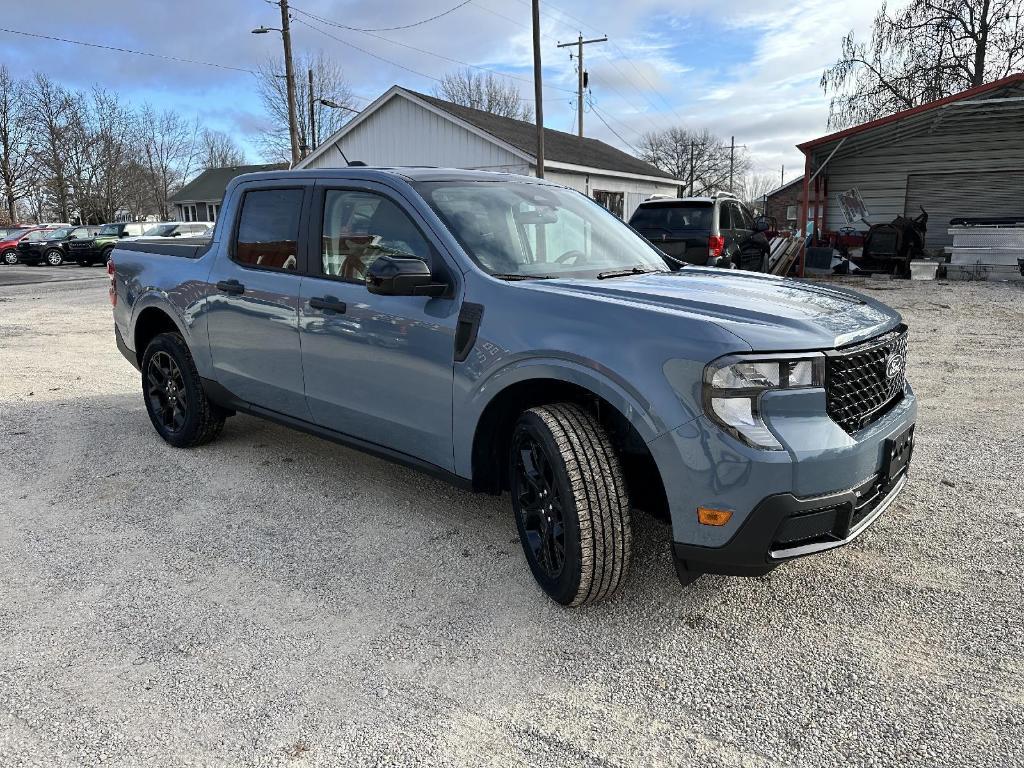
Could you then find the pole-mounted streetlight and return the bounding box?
[251,1,300,166]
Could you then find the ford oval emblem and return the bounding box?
[885,353,904,379]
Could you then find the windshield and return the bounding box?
[416,181,670,279]
[143,224,179,237]
[630,203,713,231]
[98,224,121,236]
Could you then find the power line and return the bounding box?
[294,9,576,97]
[292,0,474,32]
[0,26,259,74]
[588,102,640,154]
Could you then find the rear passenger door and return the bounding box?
[206,181,312,419]
[298,180,461,470]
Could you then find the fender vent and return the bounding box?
[454,302,484,362]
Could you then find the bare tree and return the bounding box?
[0,66,37,224]
[200,128,247,169]
[138,105,200,220]
[434,69,533,121]
[738,172,778,212]
[256,51,355,163]
[822,0,1024,127]
[638,127,750,195]
[27,73,75,222]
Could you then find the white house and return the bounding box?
[297,86,681,220]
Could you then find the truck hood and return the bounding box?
[532,268,901,351]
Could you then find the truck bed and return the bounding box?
[114,238,211,259]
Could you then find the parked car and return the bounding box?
[17,225,101,266]
[111,168,916,607]
[1,226,57,265]
[67,222,150,266]
[629,193,771,271]
[131,222,212,240]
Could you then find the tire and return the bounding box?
[45,249,64,266]
[2,249,18,265]
[141,332,226,448]
[509,403,632,606]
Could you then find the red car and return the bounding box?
[1,226,53,265]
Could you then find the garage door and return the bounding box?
[904,170,1024,249]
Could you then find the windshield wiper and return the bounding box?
[491,273,557,281]
[596,265,662,280]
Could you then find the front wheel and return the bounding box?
[2,249,18,265]
[45,249,64,266]
[141,332,226,448]
[509,403,632,606]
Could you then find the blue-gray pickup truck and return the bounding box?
[110,167,916,606]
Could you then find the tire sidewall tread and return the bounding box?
[141,332,225,448]
[512,403,632,607]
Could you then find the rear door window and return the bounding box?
[234,188,304,271]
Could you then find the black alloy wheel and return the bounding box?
[140,332,226,448]
[146,351,188,434]
[508,404,633,606]
[512,428,567,579]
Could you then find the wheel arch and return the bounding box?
[133,304,187,367]
[467,370,670,519]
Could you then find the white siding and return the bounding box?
[815,121,1024,237]
[545,169,678,218]
[305,96,529,173]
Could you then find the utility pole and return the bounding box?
[279,0,300,166]
[308,68,316,153]
[531,0,545,178]
[557,34,607,137]
[781,164,785,187]
[688,142,695,196]
[728,135,735,192]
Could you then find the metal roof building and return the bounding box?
[797,74,1024,250]
[170,163,287,223]
[297,86,682,219]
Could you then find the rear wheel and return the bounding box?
[45,249,64,266]
[509,403,632,606]
[2,249,18,265]
[141,332,226,448]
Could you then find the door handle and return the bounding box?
[309,296,347,314]
[216,279,245,295]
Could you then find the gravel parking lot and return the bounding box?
[1,272,1021,767]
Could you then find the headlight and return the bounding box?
[703,354,825,450]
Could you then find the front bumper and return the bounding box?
[648,381,917,577]
[673,462,910,577]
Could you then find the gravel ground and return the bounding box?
[1,275,1021,767]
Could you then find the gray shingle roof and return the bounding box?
[405,89,674,180]
[170,163,288,204]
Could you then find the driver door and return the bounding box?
[298,181,461,471]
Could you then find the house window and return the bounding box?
[593,190,625,219]
[183,205,191,222]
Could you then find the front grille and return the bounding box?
[826,326,908,433]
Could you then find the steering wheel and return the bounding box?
[555,249,587,264]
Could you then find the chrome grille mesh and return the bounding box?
[826,327,908,433]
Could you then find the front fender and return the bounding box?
[452,354,690,478]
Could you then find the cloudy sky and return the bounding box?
[0,0,884,180]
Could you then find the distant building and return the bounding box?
[796,73,1024,250]
[170,163,287,223]
[297,85,681,220]
[763,176,805,229]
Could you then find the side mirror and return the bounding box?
[365,254,446,297]
[119,233,129,238]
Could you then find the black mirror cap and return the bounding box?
[365,254,447,297]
